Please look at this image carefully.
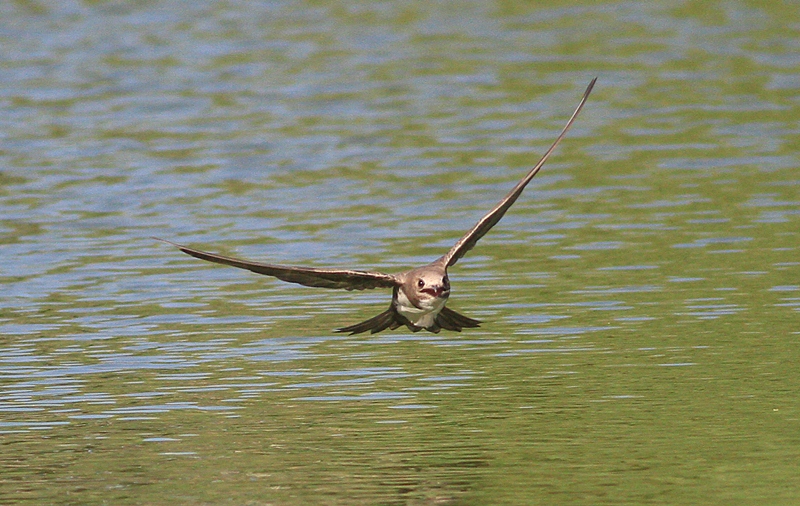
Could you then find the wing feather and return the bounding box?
[435,306,481,331]
[335,307,400,334]
[155,238,399,290]
[441,78,596,268]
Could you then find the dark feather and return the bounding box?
[335,307,400,335]
[442,78,596,268]
[338,305,481,335]
[155,238,399,291]
[435,306,482,331]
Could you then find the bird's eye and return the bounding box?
[417,279,425,288]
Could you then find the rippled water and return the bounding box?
[1,1,799,504]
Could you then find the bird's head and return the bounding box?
[413,271,450,301]
[397,264,451,311]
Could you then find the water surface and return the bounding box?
[1,1,798,504]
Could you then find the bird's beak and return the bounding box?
[421,286,449,298]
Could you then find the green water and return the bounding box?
[1,1,798,504]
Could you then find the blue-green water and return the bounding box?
[1,1,798,504]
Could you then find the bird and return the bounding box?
[156,78,596,335]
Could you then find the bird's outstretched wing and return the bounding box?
[440,78,596,268]
[155,238,400,290]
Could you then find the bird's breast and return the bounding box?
[395,288,447,329]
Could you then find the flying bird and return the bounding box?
[156,78,596,334]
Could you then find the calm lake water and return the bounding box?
[1,1,798,504]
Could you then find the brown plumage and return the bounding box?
[156,78,596,334]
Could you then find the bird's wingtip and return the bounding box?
[585,77,598,94]
[152,237,179,247]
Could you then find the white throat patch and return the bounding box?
[395,288,447,329]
